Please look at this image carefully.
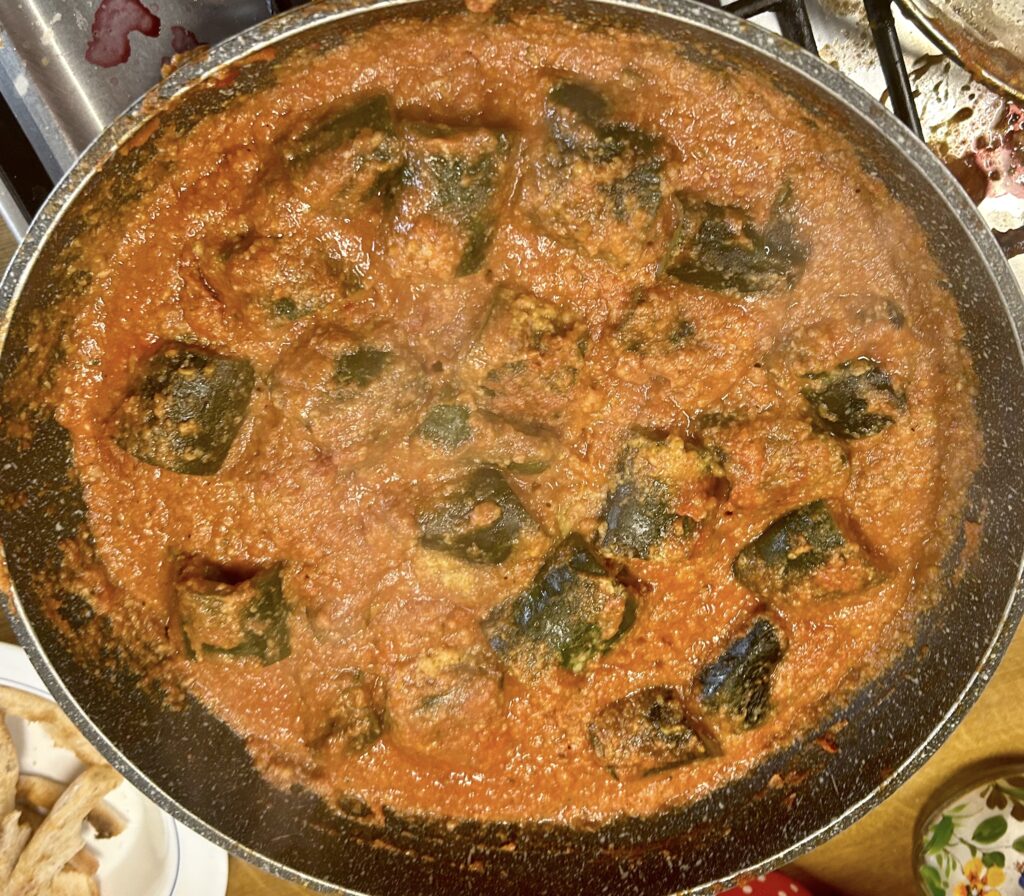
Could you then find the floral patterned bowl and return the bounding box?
[916,762,1024,895]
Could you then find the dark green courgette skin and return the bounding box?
[270,328,428,454]
[115,343,255,475]
[505,458,549,475]
[326,342,424,424]
[615,288,695,355]
[698,616,784,729]
[286,94,395,168]
[334,347,392,389]
[663,189,807,294]
[546,81,617,159]
[601,435,725,559]
[603,478,679,560]
[400,124,513,276]
[545,81,658,165]
[601,158,663,223]
[314,670,383,755]
[417,403,472,451]
[483,533,638,674]
[417,466,530,564]
[735,501,841,593]
[286,97,510,275]
[801,358,906,439]
[733,500,878,600]
[588,686,714,780]
[285,93,407,210]
[177,560,290,666]
[539,82,666,268]
[269,297,308,321]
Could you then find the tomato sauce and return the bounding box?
[40,10,978,823]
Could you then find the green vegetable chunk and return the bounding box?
[506,458,549,475]
[470,287,585,432]
[483,534,638,674]
[286,93,394,167]
[615,288,696,355]
[400,124,514,275]
[418,404,472,451]
[270,297,307,321]
[733,500,879,601]
[603,480,679,560]
[538,81,666,269]
[176,559,290,666]
[309,670,382,755]
[115,343,255,475]
[545,81,656,163]
[602,435,726,559]
[284,93,406,208]
[418,467,530,564]
[801,358,906,439]
[334,347,391,389]
[663,188,807,294]
[588,686,715,780]
[272,328,426,453]
[385,643,503,761]
[698,616,785,728]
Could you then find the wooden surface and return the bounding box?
[1,228,1022,895]
[0,227,16,273]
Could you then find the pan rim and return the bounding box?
[1,0,1023,892]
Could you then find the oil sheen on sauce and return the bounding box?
[43,11,979,824]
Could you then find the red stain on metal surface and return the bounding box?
[975,102,1024,200]
[170,25,200,55]
[951,103,1024,204]
[85,0,162,68]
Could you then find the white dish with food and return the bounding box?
[0,641,228,896]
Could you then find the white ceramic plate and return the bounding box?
[0,641,229,896]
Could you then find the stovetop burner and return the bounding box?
[1,0,1021,275]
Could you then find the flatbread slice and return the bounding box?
[0,712,18,815]
[17,774,126,838]
[17,803,100,876]
[6,764,120,896]
[48,868,99,896]
[0,714,28,889]
[0,687,104,767]
[0,811,30,887]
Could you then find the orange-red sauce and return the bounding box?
[44,11,977,823]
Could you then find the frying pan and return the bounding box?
[1,1,1023,893]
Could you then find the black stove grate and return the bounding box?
[862,0,924,137]
[724,0,818,55]
[0,0,928,226]
[712,0,923,136]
